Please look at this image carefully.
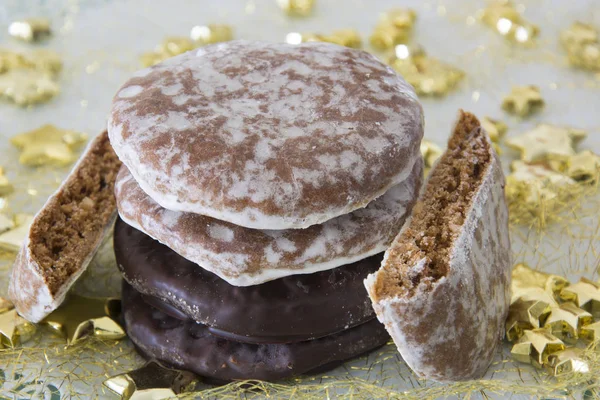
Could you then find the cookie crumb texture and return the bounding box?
[9,131,122,322]
[365,111,511,382]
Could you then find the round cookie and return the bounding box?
[108,40,423,230]
[115,159,422,286]
[122,282,390,382]
[114,217,381,343]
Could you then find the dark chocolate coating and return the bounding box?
[122,282,390,382]
[114,218,381,343]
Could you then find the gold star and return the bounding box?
[0,50,29,73]
[286,30,362,48]
[547,348,590,376]
[506,297,552,342]
[581,321,600,343]
[104,360,199,400]
[10,124,87,167]
[543,302,593,344]
[0,214,33,252]
[511,328,565,367]
[511,262,569,299]
[502,86,544,117]
[560,278,600,318]
[560,22,600,72]
[8,18,51,42]
[190,24,233,45]
[370,8,417,50]
[506,124,587,163]
[0,69,60,107]
[506,161,577,205]
[0,167,13,196]
[566,150,600,182]
[480,1,538,45]
[277,0,315,17]
[41,294,125,345]
[140,37,197,67]
[481,116,508,154]
[27,49,63,76]
[388,45,464,96]
[0,297,36,348]
[420,139,443,175]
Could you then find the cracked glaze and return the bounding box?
[365,143,511,382]
[115,158,422,286]
[108,40,423,230]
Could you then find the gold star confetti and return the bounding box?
[0,214,33,252]
[480,0,539,45]
[8,17,51,42]
[420,139,443,176]
[506,124,587,163]
[104,360,199,400]
[140,37,196,67]
[0,69,60,106]
[506,161,577,204]
[560,22,600,71]
[543,302,593,344]
[547,348,590,376]
[501,85,544,117]
[388,44,464,96]
[370,8,417,51]
[10,124,88,167]
[0,49,28,72]
[481,116,507,154]
[506,297,552,342]
[0,167,13,196]
[560,278,600,318]
[190,24,233,45]
[28,49,63,76]
[580,321,600,343]
[511,328,565,367]
[0,297,36,348]
[512,262,569,298]
[277,0,315,17]
[41,294,124,345]
[285,29,362,48]
[566,150,600,182]
[0,214,13,233]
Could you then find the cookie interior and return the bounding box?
[29,132,121,295]
[372,111,491,299]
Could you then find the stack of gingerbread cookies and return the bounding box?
[108,40,425,381]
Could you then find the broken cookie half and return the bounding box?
[8,131,122,322]
[364,111,511,382]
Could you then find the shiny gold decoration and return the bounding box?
[560,278,600,318]
[10,124,87,167]
[501,85,544,117]
[0,214,33,252]
[190,24,233,45]
[566,150,600,182]
[420,139,443,175]
[104,360,198,400]
[41,294,124,345]
[28,49,63,76]
[547,348,590,376]
[480,1,539,45]
[506,161,577,205]
[543,302,593,343]
[140,25,234,68]
[0,297,36,348]
[511,262,569,298]
[580,321,600,343]
[0,167,13,196]
[277,0,315,17]
[140,37,196,67]
[285,29,362,48]
[481,116,507,154]
[560,22,600,71]
[8,18,51,42]
[506,297,552,342]
[388,44,464,96]
[0,49,28,72]
[506,124,587,163]
[0,214,13,233]
[370,8,417,51]
[511,328,565,367]
[0,69,59,106]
